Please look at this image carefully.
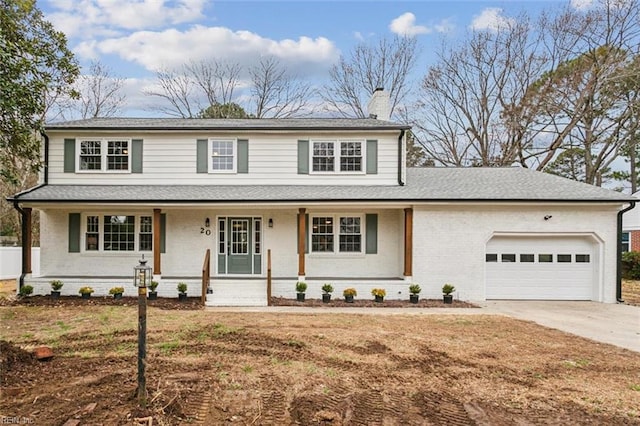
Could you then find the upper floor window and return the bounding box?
[209,139,236,173]
[78,139,130,172]
[622,232,630,252]
[311,140,364,174]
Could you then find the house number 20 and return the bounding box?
[200,228,211,236]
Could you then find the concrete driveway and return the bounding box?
[480,301,640,353]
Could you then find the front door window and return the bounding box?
[231,219,249,254]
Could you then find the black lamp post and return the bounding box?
[134,255,152,406]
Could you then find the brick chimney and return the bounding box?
[367,87,390,121]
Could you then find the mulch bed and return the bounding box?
[0,295,203,310]
[270,296,478,308]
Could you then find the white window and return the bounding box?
[209,139,236,173]
[77,139,130,172]
[311,215,363,253]
[311,140,364,174]
[82,214,152,252]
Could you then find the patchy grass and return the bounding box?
[1,305,639,425]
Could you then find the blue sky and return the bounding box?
[39,0,586,116]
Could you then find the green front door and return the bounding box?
[227,218,252,274]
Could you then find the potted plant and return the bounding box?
[177,282,188,301]
[18,285,33,297]
[409,284,421,304]
[343,288,357,303]
[79,286,94,299]
[109,286,124,299]
[442,283,455,304]
[148,280,159,300]
[371,288,386,303]
[295,281,307,302]
[50,280,64,299]
[321,283,334,303]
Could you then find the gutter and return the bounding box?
[397,129,405,186]
[42,130,49,184]
[617,201,636,303]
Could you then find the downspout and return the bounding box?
[397,129,405,186]
[617,201,636,302]
[41,130,49,184]
[12,201,27,290]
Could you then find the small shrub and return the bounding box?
[50,280,64,291]
[371,288,386,297]
[321,283,334,294]
[343,288,357,297]
[109,286,124,295]
[409,284,421,294]
[622,251,640,279]
[149,280,159,291]
[78,286,94,295]
[296,281,307,293]
[177,282,188,293]
[442,283,455,295]
[19,285,33,297]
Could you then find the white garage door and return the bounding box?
[486,236,596,300]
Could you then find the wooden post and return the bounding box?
[297,208,306,277]
[403,208,413,277]
[153,209,161,275]
[267,249,272,306]
[137,273,148,406]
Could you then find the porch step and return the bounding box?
[205,279,268,307]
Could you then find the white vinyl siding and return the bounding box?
[47,132,399,185]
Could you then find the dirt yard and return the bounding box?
[1,299,639,425]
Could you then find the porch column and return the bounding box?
[403,207,413,277]
[153,208,161,275]
[298,208,306,277]
[22,207,32,274]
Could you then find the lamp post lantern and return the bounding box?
[134,255,152,406]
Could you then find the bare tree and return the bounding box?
[188,60,241,109]
[249,57,315,118]
[413,15,548,166]
[57,60,127,119]
[321,36,418,118]
[144,66,199,118]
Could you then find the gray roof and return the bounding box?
[45,117,410,131]
[11,168,637,204]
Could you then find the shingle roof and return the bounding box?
[45,117,410,131]
[10,168,637,204]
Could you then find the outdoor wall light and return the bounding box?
[268,218,274,228]
[544,215,553,221]
[205,217,210,228]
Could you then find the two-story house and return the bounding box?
[9,91,637,304]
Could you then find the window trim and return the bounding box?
[309,139,366,175]
[309,214,364,254]
[76,138,131,173]
[81,213,153,253]
[208,138,237,174]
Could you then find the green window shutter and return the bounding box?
[160,213,166,253]
[237,139,248,173]
[365,213,378,254]
[196,139,208,173]
[131,139,143,173]
[68,213,80,253]
[296,213,310,253]
[298,140,309,174]
[366,140,378,174]
[64,139,76,173]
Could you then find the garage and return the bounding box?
[485,235,598,300]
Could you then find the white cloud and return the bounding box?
[389,12,454,36]
[46,0,205,39]
[390,12,431,36]
[80,26,340,76]
[571,0,595,10]
[470,8,515,31]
